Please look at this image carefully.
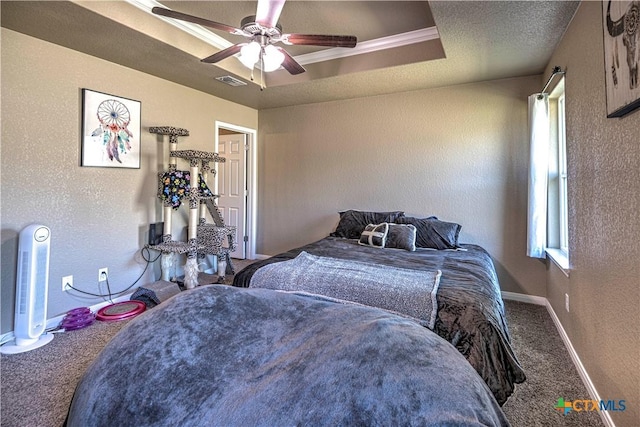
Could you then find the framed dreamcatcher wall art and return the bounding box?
[81,89,141,168]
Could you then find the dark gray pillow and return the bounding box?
[331,210,405,239]
[396,217,461,250]
[358,223,389,248]
[385,223,417,251]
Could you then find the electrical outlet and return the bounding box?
[565,293,570,312]
[62,275,73,292]
[98,268,108,282]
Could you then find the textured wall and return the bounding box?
[1,29,257,333]
[258,76,547,296]
[545,2,640,425]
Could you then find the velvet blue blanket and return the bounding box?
[66,286,509,426]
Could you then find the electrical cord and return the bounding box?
[65,247,161,300]
[4,249,162,338]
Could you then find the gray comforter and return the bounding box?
[233,237,526,405]
[66,286,509,426]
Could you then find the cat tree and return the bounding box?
[147,126,236,289]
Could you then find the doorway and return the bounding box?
[214,121,257,260]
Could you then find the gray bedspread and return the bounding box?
[66,286,509,427]
[249,251,441,329]
[233,237,526,405]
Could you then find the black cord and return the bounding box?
[66,247,162,299]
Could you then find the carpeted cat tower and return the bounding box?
[147,126,236,289]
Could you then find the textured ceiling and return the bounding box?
[1,1,580,110]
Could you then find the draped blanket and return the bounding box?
[234,237,526,405]
[250,251,441,330]
[66,286,509,427]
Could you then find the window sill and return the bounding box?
[546,248,570,277]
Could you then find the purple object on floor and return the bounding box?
[61,307,95,331]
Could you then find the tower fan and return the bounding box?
[0,225,54,354]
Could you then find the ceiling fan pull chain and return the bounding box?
[260,54,266,91]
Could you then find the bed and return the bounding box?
[65,285,510,426]
[233,211,526,405]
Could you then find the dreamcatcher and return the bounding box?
[91,99,134,163]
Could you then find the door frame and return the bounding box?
[214,121,257,260]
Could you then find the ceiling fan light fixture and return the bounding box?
[262,45,285,72]
[239,41,261,69]
[148,2,357,78]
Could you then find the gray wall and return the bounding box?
[544,3,639,425]
[1,29,258,333]
[258,75,547,296]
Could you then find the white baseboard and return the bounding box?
[502,291,615,427]
[544,301,615,427]
[253,253,271,260]
[501,291,547,305]
[0,293,133,346]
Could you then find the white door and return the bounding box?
[217,133,246,259]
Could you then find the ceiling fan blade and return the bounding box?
[283,34,357,48]
[255,0,286,28]
[152,7,244,35]
[278,48,306,75]
[201,44,244,64]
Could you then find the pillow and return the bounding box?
[358,223,389,248]
[385,223,417,251]
[396,217,461,250]
[331,210,405,239]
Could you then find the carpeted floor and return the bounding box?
[501,301,604,426]
[1,264,604,426]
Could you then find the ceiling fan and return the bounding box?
[152,0,358,76]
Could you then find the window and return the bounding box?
[547,78,569,272]
[557,93,568,254]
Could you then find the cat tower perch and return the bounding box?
[147,126,236,289]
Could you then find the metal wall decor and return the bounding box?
[602,0,640,118]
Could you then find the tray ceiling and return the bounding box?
[1,1,580,109]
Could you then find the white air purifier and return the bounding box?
[0,224,54,354]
